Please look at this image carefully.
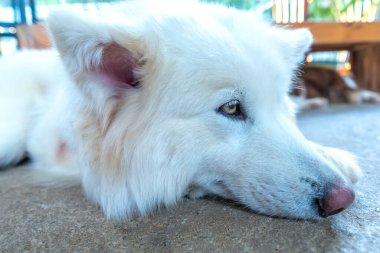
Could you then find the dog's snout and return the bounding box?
[318,185,355,217]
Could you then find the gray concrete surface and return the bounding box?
[1,105,380,252]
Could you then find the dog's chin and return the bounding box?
[246,206,324,221]
[202,182,324,221]
[211,197,324,221]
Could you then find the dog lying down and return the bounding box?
[0,2,362,220]
[293,65,380,111]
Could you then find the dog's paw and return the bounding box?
[329,148,362,184]
[360,90,380,104]
[348,90,380,104]
[313,144,362,184]
[303,97,329,111]
[0,138,26,169]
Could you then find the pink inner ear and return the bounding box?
[95,43,139,88]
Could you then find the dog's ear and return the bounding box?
[278,28,313,65]
[47,11,150,96]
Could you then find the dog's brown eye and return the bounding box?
[219,100,244,119]
[221,101,238,115]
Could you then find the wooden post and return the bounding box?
[351,45,380,92]
[304,0,308,21]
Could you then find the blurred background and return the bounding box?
[0,0,380,92]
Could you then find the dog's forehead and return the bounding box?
[155,13,291,101]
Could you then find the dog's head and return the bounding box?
[48,3,357,219]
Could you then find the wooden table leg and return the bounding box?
[351,44,380,92]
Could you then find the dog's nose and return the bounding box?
[318,185,355,217]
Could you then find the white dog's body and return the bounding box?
[0,2,361,220]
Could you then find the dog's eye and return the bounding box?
[218,100,245,119]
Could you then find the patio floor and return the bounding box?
[1,105,379,253]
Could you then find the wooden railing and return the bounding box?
[285,21,380,92]
[13,19,380,93]
[288,22,380,51]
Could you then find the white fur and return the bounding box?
[0,2,361,220]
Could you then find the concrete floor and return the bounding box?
[1,105,380,252]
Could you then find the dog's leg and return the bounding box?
[310,142,362,184]
[0,97,32,169]
[0,51,61,170]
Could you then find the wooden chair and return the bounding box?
[16,23,51,49]
[0,0,38,53]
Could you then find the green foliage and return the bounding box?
[307,0,377,21]
[36,0,121,5]
[308,0,338,20]
[36,0,60,5]
[1,0,12,7]
[199,0,257,10]
[64,0,121,3]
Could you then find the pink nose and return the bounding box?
[318,185,355,217]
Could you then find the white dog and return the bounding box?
[0,2,362,220]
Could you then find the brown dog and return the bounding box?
[293,65,380,110]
